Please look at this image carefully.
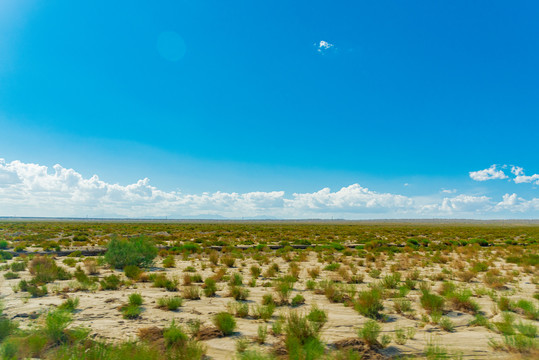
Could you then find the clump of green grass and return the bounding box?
[213,312,237,335]
[183,286,201,300]
[100,274,122,290]
[291,294,305,307]
[164,320,188,347]
[229,285,249,301]
[124,265,142,280]
[162,255,176,268]
[58,297,79,313]
[203,277,217,297]
[420,290,445,314]
[354,288,384,319]
[153,274,178,292]
[122,304,142,319]
[128,293,143,306]
[357,320,381,347]
[157,296,183,311]
[306,305,328,332]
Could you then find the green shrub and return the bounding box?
[221,256,236,268]
[105,236,157,269]
[157,296,183,311]
[229,285,249,301]
[449,289,480,314]
[0,318,16,342]
[162,255,176,268]
[203,277,217,297]
[291,294,305,307]
[183,286,201,300]
[229,301,249,318]
[251,304,275,322]
[307,306,328,331]
[250,265,262,278]
[10,261,26,272]
[355,288,384,319]
[438,317,455,332]
[29,256,71,284]
[164,320,188,347]
[122,304,142,319]
[515,299,538,320]
[420,291,445,314]
[393,298,413,314]
[381,273,401,289]
[324,263,341,271]
[58,297,79,313]
[0,240,8,249]
[100,274,122,290]
[358,320,381,347]
[3,272,18,279]
[515,322,537,338]
[128,293,143,306]
[229,272,243,286]
[213,312,236,335]
[45,309,72,344]
[153,274,178,291]
[256,325,267,344]
[124,265,142,280]
[274,279,293,304]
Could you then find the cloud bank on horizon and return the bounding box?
[0,159,537,219]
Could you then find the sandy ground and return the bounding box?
[1,252,536,359]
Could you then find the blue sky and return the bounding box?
[0,0,537,219]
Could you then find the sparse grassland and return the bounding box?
[0,220,537,359]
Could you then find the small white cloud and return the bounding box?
[404,183,409,187]
[469,165,508,181]
[315,40,334,54]
[511,166,524,176]
[441,189,457,194]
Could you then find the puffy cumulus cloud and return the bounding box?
[286,184,412,214]
[469,165,508,181]
[0,159,538,219]
[471,164,539,185]
[495,193,539,213]
[421,195,491,215]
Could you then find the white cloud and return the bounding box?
[471,164,539,185]
[469,165,508,181]
[315,40,334,54]
[0,159,537,219]
[441,189,457,194]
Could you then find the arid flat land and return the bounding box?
[0,221,537,359]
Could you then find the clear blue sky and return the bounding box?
[0,1,537,218]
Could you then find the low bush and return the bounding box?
[100,274,122,290]
[58,297,79,313]
[229,285,249,301]
[203,277,217,297]
[164,320,188,347]
[157,296,183,311]
[104,236,157,269]
[124,265,142,280]
[213,312,236,335]
[355,288,384,319]
[357,320,381,347]
[183,286,201,300]
[162,255,176,268]
[291,294,305,307]
[122,304,142,319]
[128,293,143,306]
[420,291,445,314]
